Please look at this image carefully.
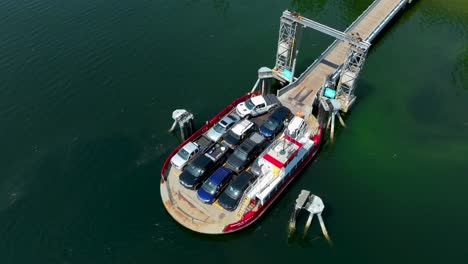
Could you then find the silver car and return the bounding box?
[170,142,200,170]
[206,114,240,142]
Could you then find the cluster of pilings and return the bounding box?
[288,190,333,246]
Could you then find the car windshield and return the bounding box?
[202,180,217,195]
[186,164,202,177]
[233,148,248,161]
[245,99,255,110]
[263,118,279,131]
[177,148,191,160]
[225,185,241,199]
[213,123,224,134]
[225,131,240,144]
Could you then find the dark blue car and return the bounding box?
[259,106,292,138]
[197,167,234,204]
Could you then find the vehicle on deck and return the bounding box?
[259,106,292,138]
[218,171,255,211]
[206,114,240,142]
[225,132,266,173]
[223,119,254,149]
[204,142,231,163]
[170,142,200,170]
[235,94,280,118]
[197,167,234,204]
[179,155,216,190]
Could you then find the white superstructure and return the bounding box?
[243,116,315,206]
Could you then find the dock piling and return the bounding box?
[302,212,314,238]
[168,109,195,141]
[290,190,332,244]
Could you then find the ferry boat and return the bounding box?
[160,93,322,234]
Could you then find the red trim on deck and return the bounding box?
[284,134,302,147]
[263,153,284,168]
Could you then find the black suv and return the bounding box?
[218,171,255,211]
[179,155,216,190]
[225,133,266,173]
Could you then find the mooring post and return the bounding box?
[288,207,300,235]
[303,212,314,238]
[168,120,178,132]
[330,113,336,142]
[317,213,333,246]
[258,67,274,95]
[169,109,195,141]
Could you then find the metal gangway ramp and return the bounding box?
[275,0,413,115]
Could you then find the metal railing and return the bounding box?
[366,0,409,42]
[277,0,384,97]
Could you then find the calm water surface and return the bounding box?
[0,0,467,263]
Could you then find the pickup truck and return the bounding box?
[236,94,281,118]
[170,134,213,170]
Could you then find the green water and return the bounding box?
[0,0,467,263]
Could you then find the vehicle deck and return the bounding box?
[160,110,320,234]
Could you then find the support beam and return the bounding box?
[282,10,371,50]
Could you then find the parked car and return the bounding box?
[197,167,234,204]
[170,142,200,170]
[223,119,254,149]
[218,171,255,211]
[236,94,280,118]
[206,114,240,142]
[225,133,266,173]
[259,106,292,138]
[179,155,215,190]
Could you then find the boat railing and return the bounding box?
[160,92,258,181]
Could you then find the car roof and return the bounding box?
[209,167,232,184]
[249,132,265,144]
[230,171,253,190]
[219,114,238,126]
[237,141,255,154]
[237,139,257,154]
[271,106,291,119]
[230,119,253,135]
[192,154,213,167]
[250,96,266,105]
[183,142,199,152]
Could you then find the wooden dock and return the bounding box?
[278,0,411,114]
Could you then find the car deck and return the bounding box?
[160,103,320,234]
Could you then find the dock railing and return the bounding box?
[276,0,383,97]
